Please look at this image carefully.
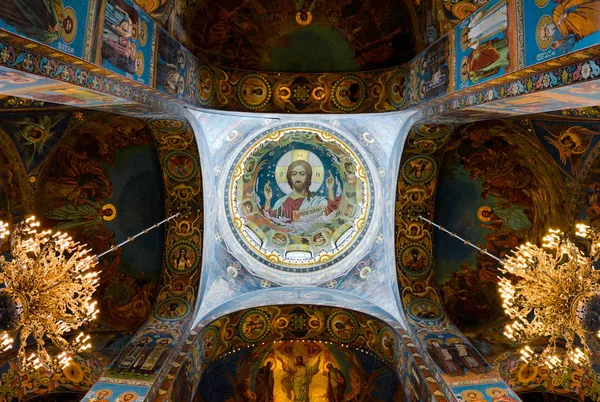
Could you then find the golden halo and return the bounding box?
[485,387,508,397]
[95,389,113,398]
[102,204,117,221]
[61,7,77,44]
[118,391,139,400]
[461,389,484,400]
[536,15,554,51]
[62,360,84,382]
[275,149,324,194]
[139,21,148,46]
[135,50,145,77]
[477,205,492,222]
[296,11,313,25]
[131,22,138,42]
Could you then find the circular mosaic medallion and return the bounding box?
[379,326,396,363]
[332,75,367,112]
[414,123,453,139]
[238,310,270,343]
[153,297,191,321]
[326,310,359,343]
[149,118,186,133]
[164,150,198,182]
[227,125,373,272]
[536,15,554,51]
[61,7,77,44]
[407,299,442,321]
[387,67,408,109]
[197,65,215,106]
[398,244,432,277]
[135,51,144,77]
[237,73,272,110]
[139,21,148,46]
[167,240,200,275]
[200,326,220,363]
[401,155,437,184]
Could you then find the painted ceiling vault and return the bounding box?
[190,110,416,324]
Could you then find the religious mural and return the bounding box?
[196,340,402,402]
[0,0,93,58]
[493,351,600,402]
[33,113,165,331]
[409,34,452,104]
[456,0,513,90]
[182,0,421,72]
[434,119,567,332]
[155,27,196,100]
[227,125,373,271]
[94,0,156,84]
[524,0,600,67]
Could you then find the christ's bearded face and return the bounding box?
[288,162,310,193]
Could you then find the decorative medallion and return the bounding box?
[227,125,373,272]
[61,7,77,44]
[332,75,367,112]
[164,150,199,182]
[536,15,554,51]
[139,21,148,47]
[135,51,144,77]
[238,310,270,343]
[414,123,453,139]
[379,326,396,363]
[197,65,216,106]
[167,241,200,275]
[326,310,359,343]
[149,118,186,133]
[398,244,432,277]
[407,299,442,321]
[200,326,220,363]
[401,155,437,184]
[387,67,408,109]
[153,297,191,321]
[237,73,272,110]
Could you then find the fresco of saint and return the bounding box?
[540,0,600,53]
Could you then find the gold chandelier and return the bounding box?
[500,225,600,370]
[0,213,178,372]
[419,216,600,371]
[0,216,98,372]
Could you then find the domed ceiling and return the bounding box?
[190,110,416,323]
[141,0,424,72]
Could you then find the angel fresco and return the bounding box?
[538,123,600,175]
[0,0,68,45]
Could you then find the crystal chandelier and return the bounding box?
[0,214,178,372]
[419,216,600,371]
[500,225,600,370]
